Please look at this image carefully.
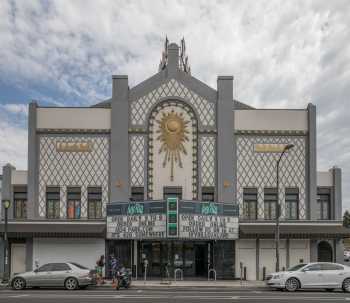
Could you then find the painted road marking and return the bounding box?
[9,294,29,298]
[1,294,348,301]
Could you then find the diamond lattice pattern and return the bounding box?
[38,135,109,218]
[201,136,215,186]
[131,79,215,127]
[236,135,306,219]
[130,135,145,186]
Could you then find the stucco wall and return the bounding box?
[33,238,105,270]
[37,108,111,130]
[236,239,310,280]
[317,171,333,187]
[11,170,27,185]
[235,110,308,131]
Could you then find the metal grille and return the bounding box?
[236,135,306,220]
[130,135,145,186]
[130,79,215,127]
[200,136,215,186]
[38,135,109,218]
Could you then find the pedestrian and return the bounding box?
[96,255,105,285]
[110,255,119,289]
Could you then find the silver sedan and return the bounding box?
[266,262,350,292]
[11,262,96,290]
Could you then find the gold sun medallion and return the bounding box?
[156,110,190,181]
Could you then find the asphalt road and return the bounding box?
[1,287,350,302]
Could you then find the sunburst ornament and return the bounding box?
[156,110,190,181]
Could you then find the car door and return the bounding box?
[298,264,324,287]
[319,263,345,287]
[29,263,53,287]
[49,263,73,286]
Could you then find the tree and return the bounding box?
[343,211,350,228]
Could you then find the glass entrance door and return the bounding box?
[195,243,208,277]
[138,241,213,279]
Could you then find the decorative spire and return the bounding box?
[158,36,191,74]
[159,36,169,71]
[179,37,191,74]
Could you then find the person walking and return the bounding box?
[110,255,119,289]
[96,255,105,285]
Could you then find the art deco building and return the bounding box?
[0,40,347,280]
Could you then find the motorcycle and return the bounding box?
[115,267,131,290]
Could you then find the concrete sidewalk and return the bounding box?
[99,279,267,288]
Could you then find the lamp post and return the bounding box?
[275,144,294,272]
[2,200,10,283]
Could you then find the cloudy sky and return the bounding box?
[0,0,349,210]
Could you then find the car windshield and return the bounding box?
[69,262,88,270]
[287,264,307,271]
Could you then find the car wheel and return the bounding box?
[325,288,334,292]
[64,277,78,290]
[285,278,299,292]
[12,277,26,290]
[343,278,350,293]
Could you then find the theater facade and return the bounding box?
[0,40,347,280]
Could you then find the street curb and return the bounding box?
[0,282,268,290]
[90,283,268,289]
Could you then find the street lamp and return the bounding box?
[275,144,294,272]
[2,200,10,283]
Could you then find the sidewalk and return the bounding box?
[99,279,267,288]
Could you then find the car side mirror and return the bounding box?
[34,269,39,273]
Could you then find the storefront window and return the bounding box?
[243,188,257,220]
[317,188,331,220]
[67,187,81,219]
[183,242,195,276]
[131,187,144,201]
[163,187,182,200]
[264,188,277,220]
[46,187,60,219]
[285,188,299,220]
[202,187,215,202]
[88,187,102,219]
[13,186,27,219]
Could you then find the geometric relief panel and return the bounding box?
[200,136,215,186]
[236,135,306,220]
[130,78,215,127]
[130,135,145,187]
[147,101,198,200]
[38,134,109,218]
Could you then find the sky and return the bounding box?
[0,0,349,210]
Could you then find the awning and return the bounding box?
[0,220,106,238]
[240,222,350,239]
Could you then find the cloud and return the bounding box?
[0,0,349,210]
[0,120,27,171]
[1,103,28,116]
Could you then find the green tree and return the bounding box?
[343,210,350,228]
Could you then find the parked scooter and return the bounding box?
[115,267,131,290]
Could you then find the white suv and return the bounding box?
[266,262,350,292]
